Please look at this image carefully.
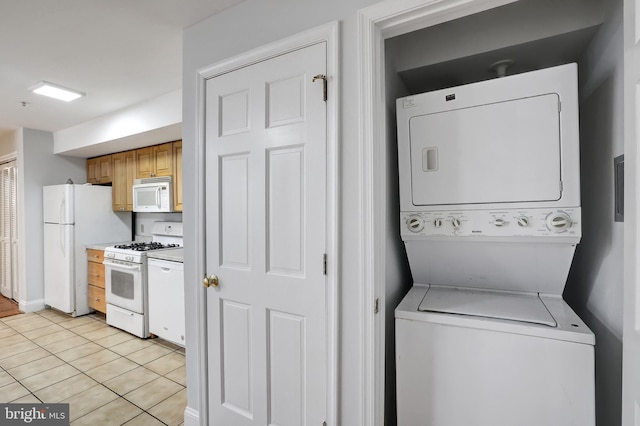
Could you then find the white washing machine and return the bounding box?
[394,63,595,426]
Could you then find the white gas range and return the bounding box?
[103,221,183,338]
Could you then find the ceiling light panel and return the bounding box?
[31,81,85,102]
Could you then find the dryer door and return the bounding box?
[409,93,561,206]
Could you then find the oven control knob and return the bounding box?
[433,218,443,228]
[406,216,424,233]
[451,218,461,229]
[493,218,506,227]
[126,255,133,262]
[517,216,530,227]
[545,211,573,233]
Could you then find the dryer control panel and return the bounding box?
[401,207,581,241]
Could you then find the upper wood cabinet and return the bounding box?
[135,142,173,178]
[173,140,183,212]
[112,151,136,212]
[86,154,113,184]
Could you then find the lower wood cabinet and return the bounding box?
[87,248,106,314]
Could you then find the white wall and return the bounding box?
[16,128,86,311]
[565,0,623,423]
[182,0,378,424]
[0,131,17,159]
[389,0,603,73]
[54,90,182,158]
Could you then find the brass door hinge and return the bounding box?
[323,253,327,275]
[312,74,327,102]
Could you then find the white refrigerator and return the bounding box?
[43,184,132,316]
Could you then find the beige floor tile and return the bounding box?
[0,381,30,403]
[164,365,186,386]
[69,321,107,335]
[56,342,103,362]
[68,349,120,372]
[126,344,173,365]
[8,355,65,380]
[145,352,186,376]
[80,325,121,341]
[154,339,183,351]
[0,340,38,360]
[64,384,119,421]
[1,333,29,347]
[8,316,54,333]
[21,323,66,340]
[102,366,160,395]
[0,347,50,370]
[36,309,73,323]
[110,338,155,356]
[35,374,98,403]
[58,315,100,329]
[93,330,136,348]
[11,393,42,403]
[21,364,81,392]
[148,387,187,426]
[124,377,183,410]
[122,412,166,426]
[0,327,17,338]
[0,370,15,387]
[32,329,77,346]
[71,397,142,426]
[42,335,89,354]
[85,357,138,383]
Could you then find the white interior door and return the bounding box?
[205,42,328,425]
[0,162,17,300]
[623,0,640,423]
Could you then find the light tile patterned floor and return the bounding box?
[0,309,186,425]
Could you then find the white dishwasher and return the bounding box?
[148,257,185,347]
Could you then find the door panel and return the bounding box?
[623,0,640,423]
[206,42,327,426]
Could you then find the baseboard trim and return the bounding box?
[19,299,45,313]
[184,406,199,426]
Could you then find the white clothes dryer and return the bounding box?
[394,63,595,426]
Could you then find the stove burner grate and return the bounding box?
[113,242,180,251]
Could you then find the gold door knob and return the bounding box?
[202,274,219,288]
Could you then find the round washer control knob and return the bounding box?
[493,218,506,227]
[406,216,424,233]
[546,211,573,233]
[433,218,443,228]
[451,218,461,229]
[517,216,530,227]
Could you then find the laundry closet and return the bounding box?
[382,0,622,424]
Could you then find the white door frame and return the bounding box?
[195,21,339,426]
[357,1,519,424]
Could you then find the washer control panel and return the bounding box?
[401,208,581,238]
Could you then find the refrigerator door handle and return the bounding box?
[59,197,65,224]
[60,223,65,255]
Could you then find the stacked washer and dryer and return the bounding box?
[394,63,595,425]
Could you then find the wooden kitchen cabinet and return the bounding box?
[87,248,106,314]
[135,142,173,179]
[112,151,136,211]
[86,154,113,184]
[173,140,182,212]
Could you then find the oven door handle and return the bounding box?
[105,262,142,271]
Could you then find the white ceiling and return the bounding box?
[0,0,243,139]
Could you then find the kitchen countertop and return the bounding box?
[85,242,123,251]
[147,248,183,263]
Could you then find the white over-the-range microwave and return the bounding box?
[133,177,173,212]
